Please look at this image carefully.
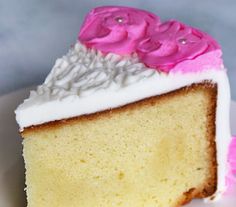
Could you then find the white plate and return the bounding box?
[0,88,235,207]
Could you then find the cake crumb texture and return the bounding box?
[22,83,217,207]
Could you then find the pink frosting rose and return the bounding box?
[226,136,236,194]
[78,6,160,55]
[137,20,221,73]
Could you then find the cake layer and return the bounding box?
[18,65,230,199]
[23,83,217,207]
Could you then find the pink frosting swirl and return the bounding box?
[137,21,221,73]
[226,136,236,194]
[78,6,160,55]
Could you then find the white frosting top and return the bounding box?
[40,43,156,100]
[15,41,231,200]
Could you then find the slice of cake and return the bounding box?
[15,6,232,207]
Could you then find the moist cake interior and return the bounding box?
[22,82,217,207]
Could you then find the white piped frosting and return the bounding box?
[15,41,231,200]
[36,43,156,99]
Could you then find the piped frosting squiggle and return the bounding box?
[33,43,156,100]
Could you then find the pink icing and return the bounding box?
[79,6,223,73]
[170,50,223,73]
[226,136,236,193]
[137,20,222,73]
[79,6,160,55]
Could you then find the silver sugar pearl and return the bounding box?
[115,17,123,23]
[179,38,187,45]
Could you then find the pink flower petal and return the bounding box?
[79,6,160,55]
[137,20,221,73]
[225,136,236,194]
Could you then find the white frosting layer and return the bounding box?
[15,42,231,200]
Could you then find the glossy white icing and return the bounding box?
[15,41,231,200]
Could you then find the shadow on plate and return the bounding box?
[1,158,27,207]
[0,88,33,207]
